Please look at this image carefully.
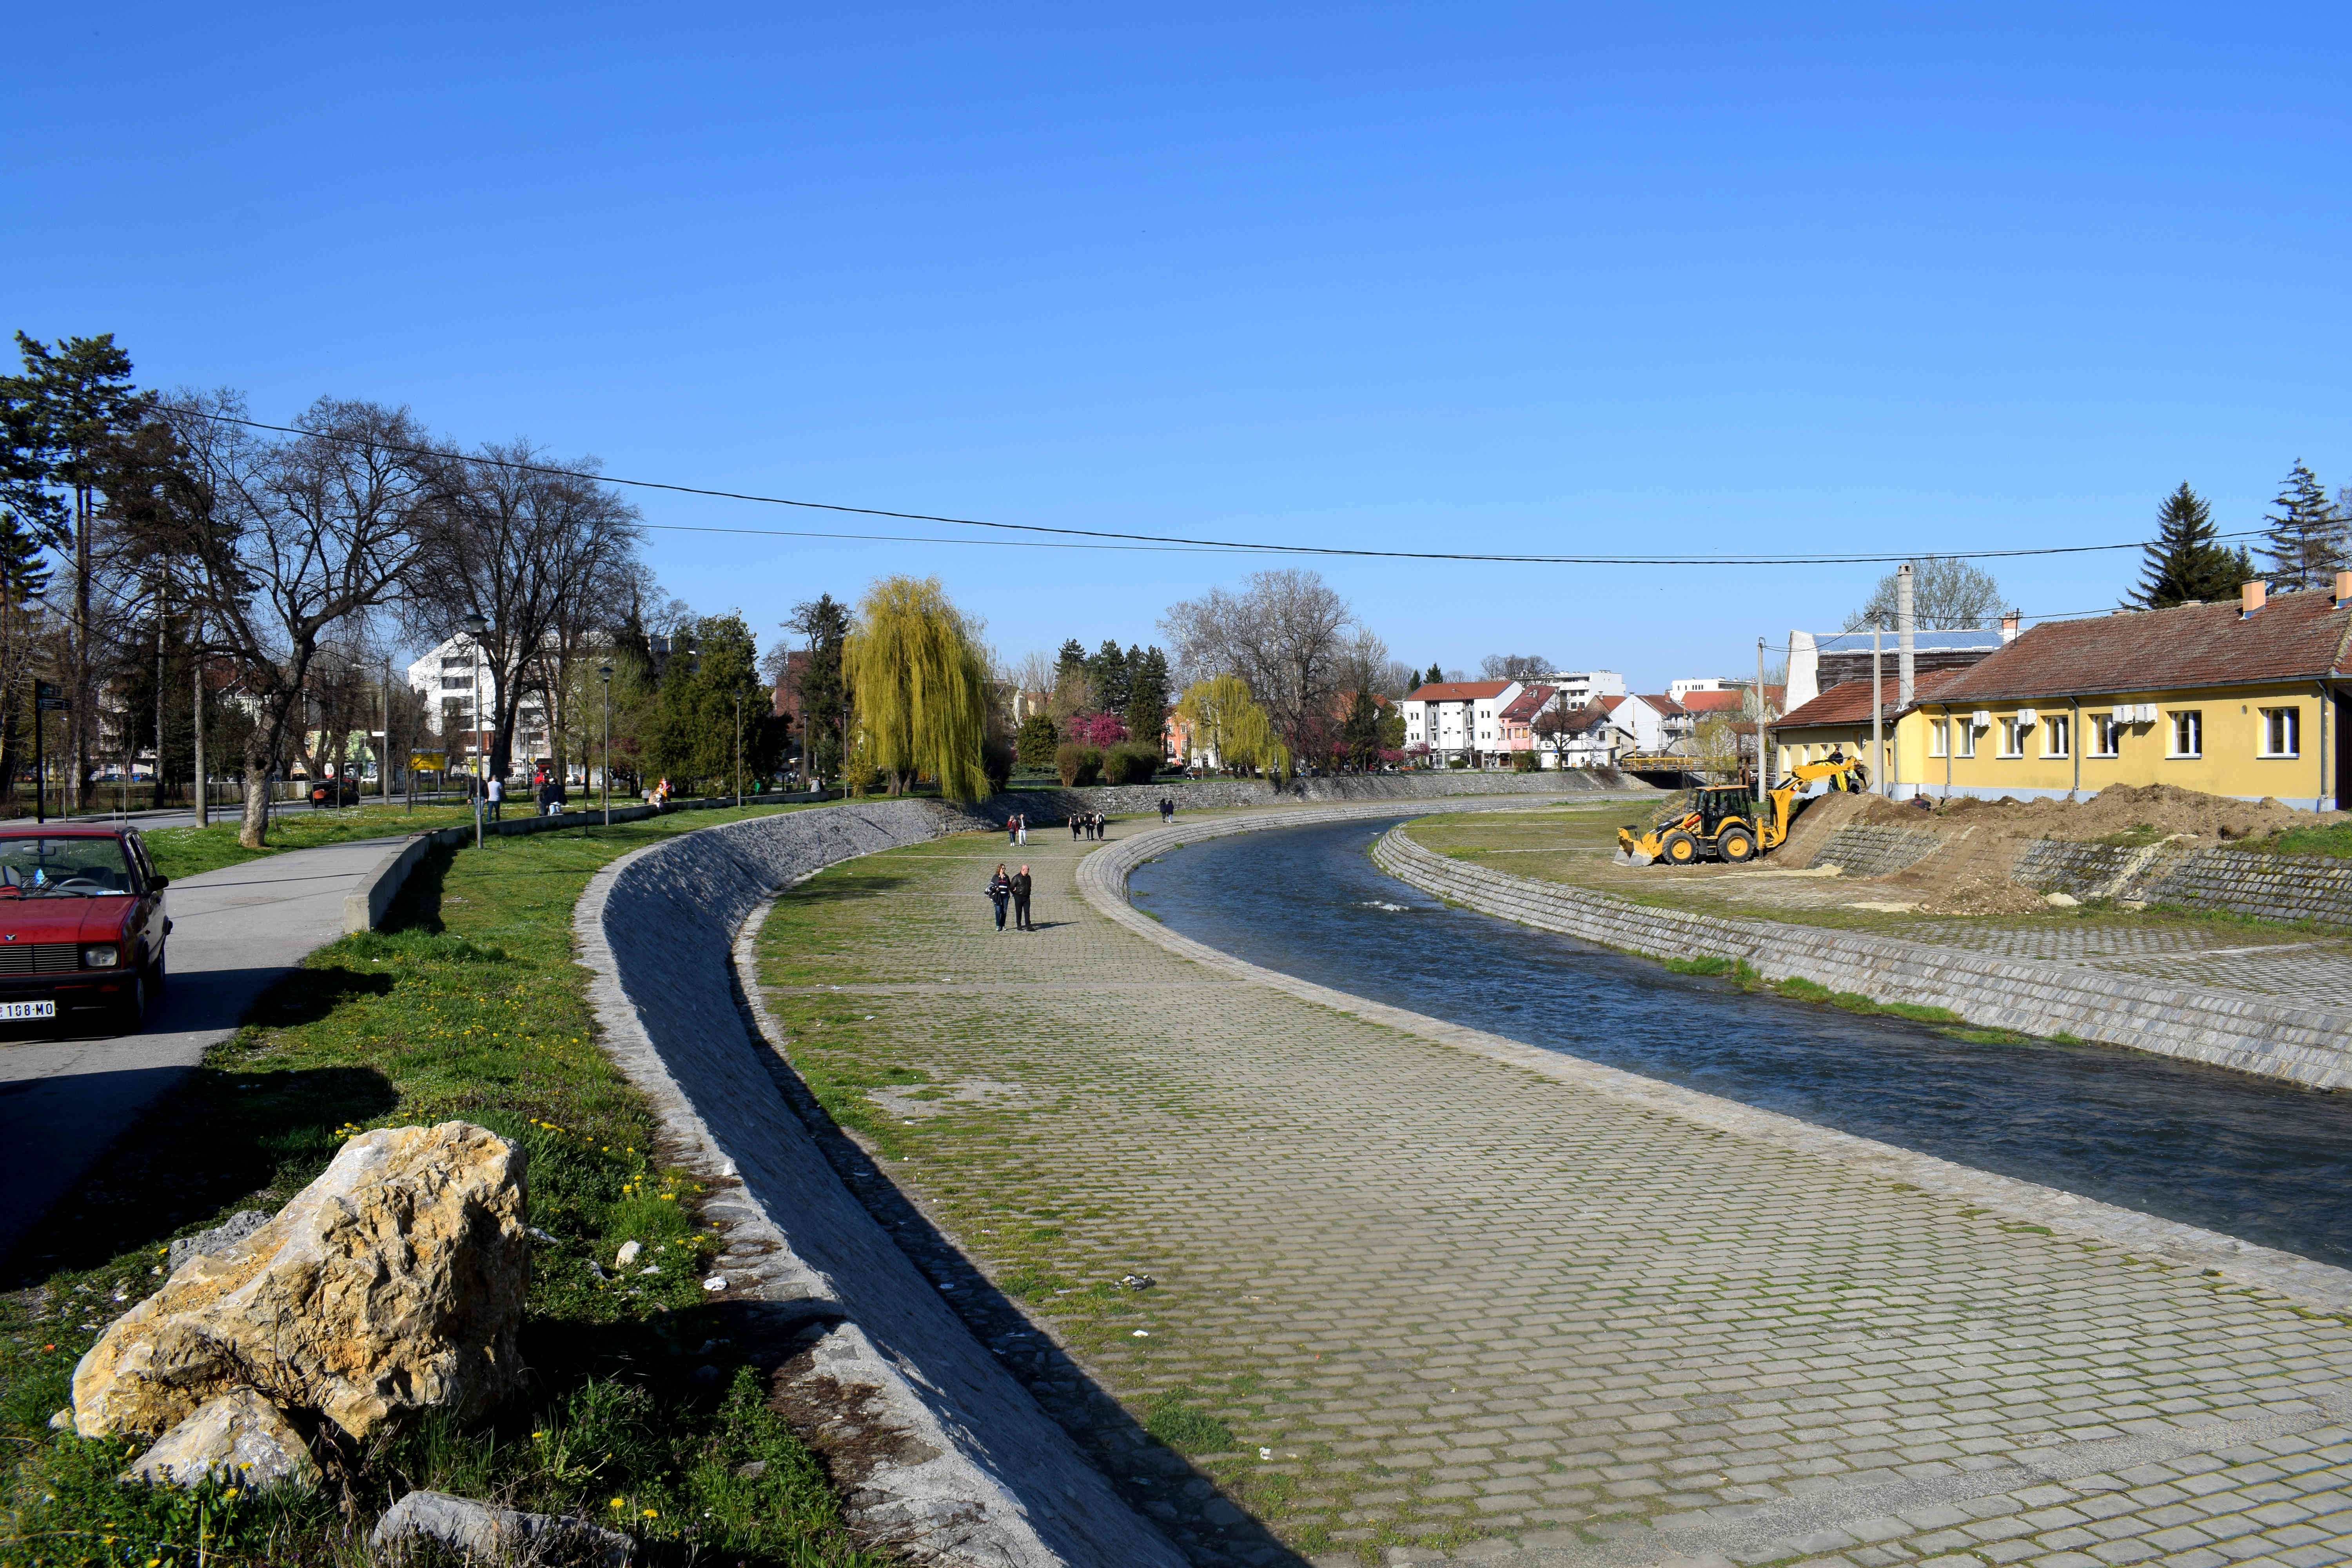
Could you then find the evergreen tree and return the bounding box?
[2132,484,2252,608]
[1087,639,1130,713]
[1340,690,1383,768]
[1054,638,1087,679]
[1421,662,1445,689]
[2258,460,2345,592]
[789,593,851,783]
[1124,645,1171,749]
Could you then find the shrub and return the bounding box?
[1510,750,1540,773]
[1055,742,1103,786]
[1446,755,1469,769]
[1101,742,1161,786]
[981,733,1014,793]
[1014,714,1060,769]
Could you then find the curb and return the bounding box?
[1074,806,2352,1316]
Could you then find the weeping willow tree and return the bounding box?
[1174,673,1290,781]
[843,575,990,800]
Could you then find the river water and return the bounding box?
[1127,816,2352,1271]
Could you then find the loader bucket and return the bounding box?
[1615,846,1655,868]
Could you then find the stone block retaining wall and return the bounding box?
[984,768,1634,823]
[575,800,1184,1568]
[1808,824,1945,878]
[2012,838,2352,927]
[1373,830,2352,1092]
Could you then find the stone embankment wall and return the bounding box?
[1803,824,1945,878]
[1374,829,2352,1092]
[575,800,1185,1568]
[986,768,1634,823]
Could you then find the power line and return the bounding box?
[176,408,2242,569]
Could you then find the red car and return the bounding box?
[0,827,171,1032]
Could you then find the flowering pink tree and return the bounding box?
[1067,711,1129,748]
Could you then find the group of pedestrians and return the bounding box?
[1006,812,1029,846]
[985,863,1034,932]
[1070,810,1109,841]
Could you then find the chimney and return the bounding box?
[2000,609,2020,643]
[1896,563,1915,710]
[2336,570,2352,608]
[2241,580,2267,618]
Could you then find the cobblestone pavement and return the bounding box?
[752,820,2352,1568]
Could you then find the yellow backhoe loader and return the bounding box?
[1614,753,1868,868]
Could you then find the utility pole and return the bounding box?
[1755,637,1769,814]
[733,692,743,808]
[599,661,612,826]
[192,633,207,828]
[381,657,394,808]
[1895,563,1914,801]
[1871,627,1885,798]
[154,577,167,813]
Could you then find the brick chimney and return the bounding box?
[1999,609,2020,642]
[2241,580,2267,617]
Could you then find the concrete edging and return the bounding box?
[571,799,1186,1568]
[1073,804,2352,1316]
[1373,827,2352,1092]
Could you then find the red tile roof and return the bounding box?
[1675,685,1783,714]
[1635,693,1688,717]
[1497,685,1556,721]
[1405,680,1516,702]
[1926,589,2352,701]
[1777,668,1967,729]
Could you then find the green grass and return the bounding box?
[0,804,882,1568]
[140,803,481,880]
[2249,820,2352,860]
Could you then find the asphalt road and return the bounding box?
[0,834,407,1269]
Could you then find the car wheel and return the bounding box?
[115,969,148,1034]
[147,948,167,995]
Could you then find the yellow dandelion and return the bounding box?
[610,1497,625,1508]
[642,1508,659,1518]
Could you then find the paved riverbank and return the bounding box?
[752,806,2352,1568]
[0,835,407,1268]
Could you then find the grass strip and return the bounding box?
[0,803,886,1568]
[140,803,481,880]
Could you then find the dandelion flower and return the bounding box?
[641,1508,659,1518]
[611,1497,626,1508]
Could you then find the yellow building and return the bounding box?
[1773,579,2352,811]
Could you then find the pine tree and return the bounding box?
[2258,460,2345,592]
[1087,639,1130,714]
[1421,662,1444,689]
[2132,484,2252,608]
[1054,638,1087,679]
[1123,645,1171,749]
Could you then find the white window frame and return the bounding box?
[2042,715,2071,759]
[2261,706,2300,758]
[1999,718,2026,758]
[1955,720,1976,759]
[1930,719,1948,758]
[2091,715,2120,758]
[2169,710,2202,759]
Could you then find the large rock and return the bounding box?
[122,1387,319,1490]
[74,1122,530,1441]
[371,1490,633,1566]
[168,1210,271,1272]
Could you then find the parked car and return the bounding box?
[0,827,170,1032]
[311,778,362,807]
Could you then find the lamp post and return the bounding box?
[463,611,488,846]
[598,661,612,826]
[733,691,743,809]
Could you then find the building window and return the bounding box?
[1931,720,1948,758]
[2092,715,2120,757]
[2000,718,2026,758]
[1955,720,1975,759]
[2043,715,2070,758]
[2169,710,2202,758]
[2261,707,2300,757]
[441,677,472,690]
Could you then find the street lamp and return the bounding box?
[733,691,743,809]
[598,660,613,826]
[463,611,488,846]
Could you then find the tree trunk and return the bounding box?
[239,730,274,848]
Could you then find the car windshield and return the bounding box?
[0,837,136,896]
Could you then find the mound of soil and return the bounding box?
[1926,782,2339,844]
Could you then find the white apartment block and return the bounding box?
[1541,670,1627,706]
[405,634,553,773]
[1400,680,1523,762]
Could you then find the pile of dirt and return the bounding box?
[1790,782,2346,917]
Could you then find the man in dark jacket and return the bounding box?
[1011,865,1034,931]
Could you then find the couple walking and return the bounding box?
[1069,811,1106,842]
[1006,812,1031,846]
[987,863,1034,931]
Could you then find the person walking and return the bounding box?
[1011,864,1034,931]
[540,776,564,816]
[1017,813,1029,846]
[1093,811,1106,840]
[1008,813,1020,848]
[986,863,1013,932]
[1070,812,1083,841]
[1158,795,1173,823]
[485,773,503,822]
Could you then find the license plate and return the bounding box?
[0,1000,56,1020]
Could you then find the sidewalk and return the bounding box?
[0,835,411,1268]
[751,817,2352,1568]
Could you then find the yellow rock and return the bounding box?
[74,1122,529,1441]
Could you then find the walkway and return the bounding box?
[0,834,408,1267]
[752,815,2352,1568]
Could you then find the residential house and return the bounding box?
[1401,680,1522,765]
[1784,624,2015,711]
[1773,579,2352,809]
[1496,685,1556,758]
[1538,670,1627,707]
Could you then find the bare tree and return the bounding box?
[1844,556,2001,631]
[1161,569,1354,756]
[408,441,643,781]
[1479,652,1551,683]
[152,393,429,846]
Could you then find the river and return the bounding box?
[1127,815,2352,1271]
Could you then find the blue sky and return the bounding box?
[7,3,2347,689]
